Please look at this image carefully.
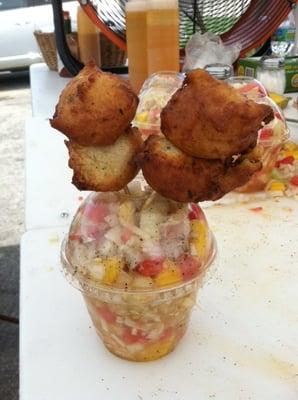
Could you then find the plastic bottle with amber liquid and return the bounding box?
[125,0,148,93]
[77,6,101,66]
[125,0,180,93]
[147,0,180,75]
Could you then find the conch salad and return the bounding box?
[229,79,289,193]
[133,72,184,139]
[228,78,268,101]
[266,141,298,197]
[63,184,215,361]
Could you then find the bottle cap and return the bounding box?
[260,56,285,70]
[204,63,233,80]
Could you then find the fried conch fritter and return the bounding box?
[50,61,139,146]
[65,127,143,192]
[161,69,274,160]
[138,136,261,203]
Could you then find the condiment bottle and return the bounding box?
[63,11,71,34]
[126,0,180,94]
[256,56,286,95]
[147,0,180,75]
[204,63,233,80]
[77,6,101,66]
[125,0,148,93]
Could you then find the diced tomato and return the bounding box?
[122,327,148,344]
[188,203,205,221]
[179,254,201,280]
[148,107,160,123]
[96,306,116,323]
[137,258,164,277]
[121,228,132,244]
[259,128,273,141]
[160,327,173,341]
[290,176,298,186]
[84,203,109,223]
[69,233,81,241]
[238,82,259,94]
[275,156,295,168]
[84,225,102,241]
[274,112,283,121]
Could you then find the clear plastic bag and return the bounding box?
[183,32,241,71]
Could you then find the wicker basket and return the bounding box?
[34,31,57,70]
[100,34,127,68]
[34,31,78,71]
[34,30,126,71]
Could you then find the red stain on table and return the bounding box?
[249,207,263,213]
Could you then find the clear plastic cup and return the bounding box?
[60,190,217,362]
[227,77,289,193]
[133,71,184,140]
[226,76,268,100]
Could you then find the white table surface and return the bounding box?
[25,117,89,231]
[20,198,298,400]
[30,63,71,118]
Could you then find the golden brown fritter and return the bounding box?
[50,61,139,146]
[161,69,274,160]
[138,136,261,202]
[66,127,143,192]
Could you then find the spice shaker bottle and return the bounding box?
[256,56,286,95]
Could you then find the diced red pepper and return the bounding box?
[259,128,273,141]
[275,156,295,168]
[84,203,109,223]
[179,254,201,280]
[96,306,116,323]
[188,203,205,221]
[290,176,298,186]
[122,327,148,344]
[137,258,164,277]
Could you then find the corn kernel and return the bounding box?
[141,339,174,361]
[268,182,286,192]
[118,200,136,225]
[281,151,293,158]
[154,260,182,287]
[283,142,297,152]
[135,111,148,123]
[102,257,123,284]
[190,220,208,259]
[278,151,287,159]
[293,151,298,160]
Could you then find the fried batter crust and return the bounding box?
[66,127,143,192]
[139,136,261,202]
[50,61,139,146]
[161,69,274,160]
